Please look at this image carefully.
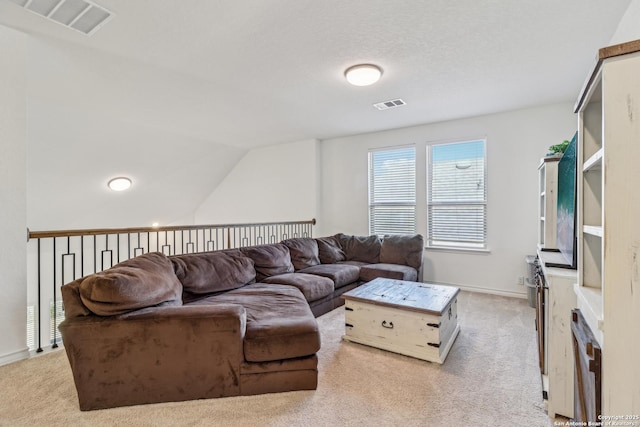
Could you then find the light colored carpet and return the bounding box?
[0,291,557,427]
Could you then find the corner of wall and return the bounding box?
[0,24,28,363]
[609,0,640,44]
[195,139,321,225]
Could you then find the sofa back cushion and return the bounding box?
[315,236,346,264]
[380,234,425,272]
[61,277,92,318]
[171,250,256,301]
[282,238,321,270]
[78,252,183,316]
[337,233,381,264]
[240,243,294,281]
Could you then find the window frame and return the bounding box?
[426,138,488,250]
[367,145,417,237]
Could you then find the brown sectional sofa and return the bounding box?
[59,233,424,410]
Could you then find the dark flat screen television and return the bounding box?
[553,132,578,269]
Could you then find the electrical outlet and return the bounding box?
[518,276,525,285]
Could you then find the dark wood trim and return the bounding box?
[541,156,561,163]
[599,39,640,61]
[28,218,316,240]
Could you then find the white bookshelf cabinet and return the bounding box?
[574,39,640,416]
[538,157,560,249]
[537,250,577,419]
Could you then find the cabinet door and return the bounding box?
[571,309,601,423]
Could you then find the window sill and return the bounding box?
[424,245,491,255]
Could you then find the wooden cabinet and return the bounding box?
[537,249,577,419]
[538,157,560,250]
[574,39,640,416]
[342,279,460,364]
[571,309,602,423]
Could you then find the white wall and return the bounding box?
[319,103,576,297]
[612,0,640,44]
[195,139,319,224]
[610,0,640,44]
[0,25,28,365]
[26,38,247,230]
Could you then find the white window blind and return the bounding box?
[368,146,416,236]
[427,140,487,248]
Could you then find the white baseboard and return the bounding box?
[0,347,30,367]
[30,343,64,358]
[449,283,527,299]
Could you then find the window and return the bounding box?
[368,146,416,235]
[427,139,487,249]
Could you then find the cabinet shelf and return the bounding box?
[538,158,559,249]
[583,148,603,172]
[573,283,604,339]
[583,225,603,237]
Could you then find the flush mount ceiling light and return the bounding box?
[107,177,132,192]
[344,64,383,86]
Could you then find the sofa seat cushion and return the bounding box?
[338,260,369,267]
[240,244,294,282]
[171,250,256,303]
[195,284,320,363]
[297,264,360,289]
[359,263,418,282]
[261,273,334,302]
[79,252,182,316]
[282,238,321,270]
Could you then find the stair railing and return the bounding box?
[26,219,316,353]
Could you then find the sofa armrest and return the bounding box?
[59,304,246,410]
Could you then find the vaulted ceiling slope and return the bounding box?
[0,0,632,229]
[1,0,632,147]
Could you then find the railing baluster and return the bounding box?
[162,230,170,255]
[80,235,84,277]
[52,237,57,349]
[93,235,96,276]
[36,238,42,353]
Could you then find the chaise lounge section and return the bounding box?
[59,233,424,410]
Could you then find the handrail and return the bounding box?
[28,218,317,239]
[26,218,316,354]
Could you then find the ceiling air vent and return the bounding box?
[373,99,406,111]
[7,0,114,36]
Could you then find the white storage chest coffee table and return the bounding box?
[341,278,460,364]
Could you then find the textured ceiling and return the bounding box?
[0,0,633,229]
[0,0,632,148]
